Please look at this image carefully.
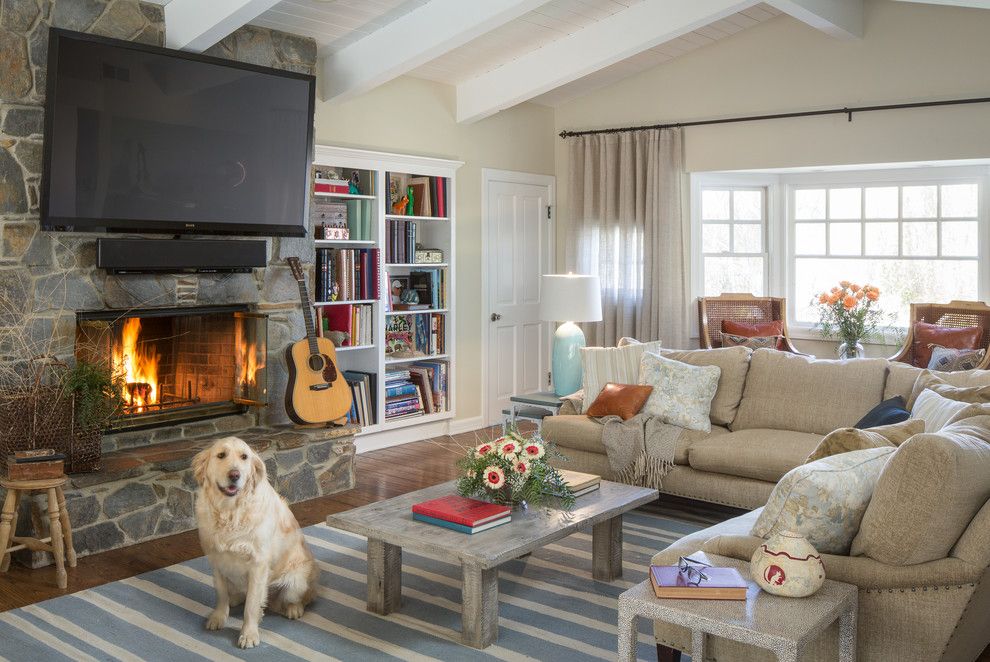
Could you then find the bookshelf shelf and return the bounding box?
[314,192,376,200]
[312,144,461,442]
[315,299,377,306]
[385,214,449,222]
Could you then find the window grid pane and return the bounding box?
[701,187,767,295]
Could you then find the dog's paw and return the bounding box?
[205,610,227,631]
[283,603,305,620]
[237,627,261,649]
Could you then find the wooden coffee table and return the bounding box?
[326,479,658,648]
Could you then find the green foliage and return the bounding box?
[456,425,575,510]
[63,360,124,430]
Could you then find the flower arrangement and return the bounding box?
[813,280,885,358]
[456,426,575,509]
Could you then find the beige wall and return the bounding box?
[554,0,990,355]
[313,76,556,423]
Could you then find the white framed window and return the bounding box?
[697,185,769,296]
[692,165,989,340]
[789,179,982,327]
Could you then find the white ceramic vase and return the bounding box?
[750,531,825,598]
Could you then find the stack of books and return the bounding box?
[557,469,601,497]
[344,370,376,426]
[412,360,447,412]
[412,495,510,534]
[384,369,424,420]
[649,563,748,600]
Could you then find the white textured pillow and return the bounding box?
[752,446,895,554]
[911,389,969,432]
[638,352,719,432]
[580,341,662,412]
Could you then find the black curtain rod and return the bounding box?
[557,96,990,138]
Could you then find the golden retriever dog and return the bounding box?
[192,437,319,649]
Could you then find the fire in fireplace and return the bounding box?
[76,305,268,430]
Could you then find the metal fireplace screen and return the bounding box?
[75,306,267,431]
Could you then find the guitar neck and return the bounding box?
[296,279,320,356]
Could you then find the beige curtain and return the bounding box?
[566,128,688,348]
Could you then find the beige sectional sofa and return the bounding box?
[543,347,990,662]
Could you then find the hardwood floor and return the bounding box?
[2,426,988,661]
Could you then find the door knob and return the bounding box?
[490,313,502,322]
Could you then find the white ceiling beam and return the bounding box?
[321,0,551,104]
[891,0,990,8]
[455,0,759,124]
[164,0,282,52]
[765,0,863,39]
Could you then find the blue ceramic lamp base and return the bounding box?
[551,321,586,397]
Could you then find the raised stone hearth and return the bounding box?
[3,421,356,568]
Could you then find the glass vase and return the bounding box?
[837,340,865,360]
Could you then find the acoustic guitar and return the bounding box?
[284,256,352,425]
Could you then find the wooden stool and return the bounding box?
[0,476,76,589]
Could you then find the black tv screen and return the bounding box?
[42,29,314,237]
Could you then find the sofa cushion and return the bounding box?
[752,446,895,554]
[854,396,910,428]
[639,352,719,432]
[580,341,662,411]
[541,414,730,464]
[884,361,924,402]
[850,416,990,565]
[585,383,653,420]
[928,345,986,372]
[905,368,990,408]
[806,418,924,463]
[660,346,751,427]
[732,349,887,435]
[687,428,824,483]
[911,388,971,432]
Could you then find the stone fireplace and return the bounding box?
[75,305,268,431]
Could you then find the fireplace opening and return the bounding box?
[75,305,268,431]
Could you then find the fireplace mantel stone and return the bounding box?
[4,423,357,568]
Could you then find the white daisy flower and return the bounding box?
[483,465,505,489]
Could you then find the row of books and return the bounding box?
[388,173,447,218]
[316,248,381,303]
[343,371,376,426]
[386,220,417,264]
[320,303,373,347]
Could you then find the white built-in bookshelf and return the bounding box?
[309,145,462,443]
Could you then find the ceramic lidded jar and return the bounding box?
[750,531,825,597]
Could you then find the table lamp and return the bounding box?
[540,274,603,396]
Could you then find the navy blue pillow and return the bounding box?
[854,396,910,429]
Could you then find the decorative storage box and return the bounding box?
[415,249,444,264]
[323,226,350,240]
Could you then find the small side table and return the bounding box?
[617,554,857,662]
[504,391,564,430]
[0,476,77,589]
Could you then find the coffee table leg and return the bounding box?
[691,630,705,662]
[592,514,622,581]
[367,538,401,615]
[616,602,638,662]
[462,563,498,648]
[838,604,857,662]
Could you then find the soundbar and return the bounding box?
[97,238,267,274]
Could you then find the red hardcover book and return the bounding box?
[649,565,748,600]
[412,495,510,527]
[324,304,353,346]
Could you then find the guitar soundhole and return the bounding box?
[308,354,325,372]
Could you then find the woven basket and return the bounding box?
[0,362,103,474]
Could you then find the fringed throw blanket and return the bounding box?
[596,414,684,489]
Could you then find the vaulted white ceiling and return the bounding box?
[160,0,865,121]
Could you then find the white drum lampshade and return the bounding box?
[539,274,602,396]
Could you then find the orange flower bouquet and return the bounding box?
[814,281,884,359]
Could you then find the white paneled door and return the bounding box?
[483,170,555,425]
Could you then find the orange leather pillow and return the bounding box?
[721,320,784,350]
[586,383,653,420]
[912,321,983,368]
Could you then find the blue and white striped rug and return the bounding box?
[0,508,715,661]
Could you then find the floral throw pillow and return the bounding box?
[751,446,895,554]
[722,333,782,351]
[638,352,720,432]
[927,345,986,372]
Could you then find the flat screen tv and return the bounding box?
[42,29,314,237]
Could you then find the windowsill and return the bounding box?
[787,325,903,348]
